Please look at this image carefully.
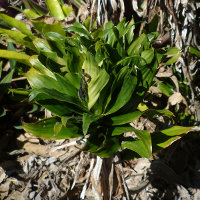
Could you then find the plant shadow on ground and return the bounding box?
[148,132,200,200]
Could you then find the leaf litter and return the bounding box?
[0,128,200,199]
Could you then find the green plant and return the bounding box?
[0,14,194,159]
[12,0,73,20]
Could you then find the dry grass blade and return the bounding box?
[80,156,95,199]
[91,156,103,199]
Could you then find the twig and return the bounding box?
[80,156,95,199]
[12,77,27,82]
[114,154,130,200]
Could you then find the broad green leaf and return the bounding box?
[0,69,14,84]
[33,38,53,52]
[189,46,200,57]
[27,69,79,99]
[54,122,63,135]
[54,74,78,98]
[83,113,101,135]
[0,50,31,66]
[111,125,136,136]
[32,21,65,36]
[43,22,65,36]
[159,126,193,136]
[104,67,129,110]
[0,13,34,38]
[33,38,66,65]
[121,127,152,158]
[45,32,66,55]
[127,33,147,56]
[65,73,81,90]
[147,32,159,42]
[120,57,158,113]
[131,128,152,158]
[165,53,182,65]
[61,116,73,126]
[83,16,97,32]
[152,126,193,152]
[46,0,65,20]
[157,82,173,97]
[116,18,126,37]
[0,28,37,51]
[126,18,135,45]
[111,111,142,125]
[62,44,83,73]
[26,68,58,90]
[106,73,137,114]
[65,22,91,39]
[103,29,117,48]
[23,9,40,18]
[32,94,78,116]
[141,49,154,66]
[29,55,55,78]
[83,17,91,31]
[122,139,150,158]
[164,47,181,55]
[29,88,86,114]
[62,5,73,17]
[88,69,110,110]
[23,117,82,139]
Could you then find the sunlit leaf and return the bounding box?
[141,49,154,66]
[88,69,110,110]
[0,28,37,51]
[62,5,73,17]
[106,73,137,114]
[111,111,142,125]
[0,50,31,66]
[65,22,91,39]
[111,125,136,136]
[23,117,82,139]
[157,82,173,97]
[164,47,181,55]
[23,9,40,18]
[165,53,182,65]
[46,0,65,20]
[0,13,34,38]
[33,38,66,65]
[127,33,147,56]
[32,21,65,36]
[152,126,193,152]
[122,139,150,158]
[29,55,55,78]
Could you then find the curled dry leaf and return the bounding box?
[166,92,190,114]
